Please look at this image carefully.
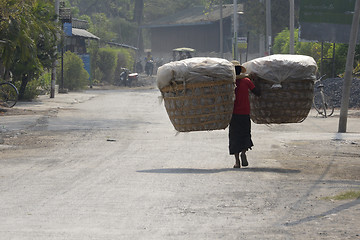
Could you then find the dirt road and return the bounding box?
[0,88,359,239]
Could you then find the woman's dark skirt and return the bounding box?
[228,114,253,155]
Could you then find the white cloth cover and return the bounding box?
[156,57,235,89]
[242,54,318,84]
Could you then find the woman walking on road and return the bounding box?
[229,61,261,168]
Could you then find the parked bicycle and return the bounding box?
[313,75,334,117]
[0,81,19,108]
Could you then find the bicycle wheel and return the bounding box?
[313,92,334,117]
[322,93,334,117]
[0,82,19,108]
[313,92,323,114]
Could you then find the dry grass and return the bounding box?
[323,190,360,201]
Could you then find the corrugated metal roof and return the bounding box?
[142,4,243,28]
[72,28,100,40]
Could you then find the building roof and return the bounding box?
[142,4,243,28]
[72,28,100,40]
[107,42,138,50]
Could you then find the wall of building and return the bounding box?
[150,18,232,54]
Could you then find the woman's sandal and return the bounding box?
[241,153,248,167]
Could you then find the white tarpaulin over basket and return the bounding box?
[242,54,318,84]
[156,57,235,90]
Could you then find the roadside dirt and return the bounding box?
[276,138,360,180]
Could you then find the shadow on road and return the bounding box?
[137,167,300,174]
[285,198,360,226]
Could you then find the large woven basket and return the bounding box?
[160,80,235,132]
[250,77,314,124]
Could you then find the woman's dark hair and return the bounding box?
[235,66,242,75]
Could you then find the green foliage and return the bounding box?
[273,28,325,66]
[57,51,89,90]
[97,48,117,84]
[272,29,290,54]
[272,28,359,77]
[12,71,52,101]
[111,18,138,44]
[0,0,58,100]
[21,72,50,100]
[38,71,52,93]
[89,13,116,44]
[69,0,131,19]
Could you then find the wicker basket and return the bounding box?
[160,80,235,132]
[250,77,314,124]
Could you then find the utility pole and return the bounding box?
[265,0,271,55]
[233,0,238,60]
[220,0,223,58]
[51,0,60,98]
[289,0,295,54]
[338,0,360,133]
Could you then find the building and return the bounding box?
[141,4,246,56]
[62,18,100,80]
[63,18,99,54]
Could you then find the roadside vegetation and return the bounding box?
[272,28,360,77]
[323,190,360,201]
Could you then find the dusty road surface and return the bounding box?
[0,87,359,240]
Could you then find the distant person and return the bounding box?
[179,51,186,60]
[144,52,153,63]
[229,61,261,168]
[144,52,154,76]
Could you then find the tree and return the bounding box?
[89,13,116,44]
[134,0,144,24]
[243,0,300,48]
[69,0,131,19]
[133,0,144,50]
[0,0,58,100]
[66,0,206,49]
[143,0,204,22]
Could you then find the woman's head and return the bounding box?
[231,60,247,78]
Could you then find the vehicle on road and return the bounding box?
[172,47,195,61]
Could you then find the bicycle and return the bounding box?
[0,81,19,108]
[313,75,334,117]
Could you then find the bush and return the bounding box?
[57,51,89,90]
[13,71,52,101]
[92,47,135,85]
[38,71,52,93]
[20,78,43,100]
[97,48,117,84]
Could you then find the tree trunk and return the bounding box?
[133,0,144,51]
[133,0,144,25]
[18,74,29,100]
